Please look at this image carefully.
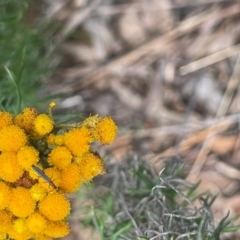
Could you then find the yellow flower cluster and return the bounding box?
[0,103,117,240]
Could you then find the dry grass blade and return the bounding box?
[150,117,233,163]
[60,0,101,39]
[186,54,240,182]
[94,0,235,16]
[180,44,240,75]
[216,161,240,181]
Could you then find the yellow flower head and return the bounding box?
[0,104,116,239]
[14,108,38,133]
[59,163,83,193]
[0,125,27,152]
[46,133,65,146]
[93,116,117,144]
[0,111,13,130]
[44,220,70,238]
[8,223,32,240]
[26,212,47,234]
[0,232,8,239]
[78,152,105,182]
[33,114,54,137]
[9,187,36,218]
[46,133,55,145]
[0,182,11,210]
[49,102,56,109]
[39,193,70,221]
[13,218,28,235]
[54,134,64,146]
[0,210,12,234]
[48,146,72,170]
[81,115,100,128]
[34,234,52,240]
[64,126,93,156]
[17,146,39,170]
[30,183,47,201]
[0,152,23,182]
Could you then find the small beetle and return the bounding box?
[32,164,57,190]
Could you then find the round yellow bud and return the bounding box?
[26,213,47,234]
[39,193,70,221]
[17,146,39,170]
[64,127,92,156]
[94,116,118,144]
[0,125,27,152]
[0,152,23,182]
[34,114,54,136]
[0,182,11,210]
[0,111,13,130]
[59,163,82,193]
[44,220,70,238]
[9,187,36,217]
[48,146,72,170]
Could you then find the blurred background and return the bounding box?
[3,0,240,239]
[43,1,240,238]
